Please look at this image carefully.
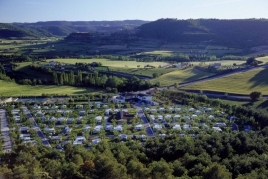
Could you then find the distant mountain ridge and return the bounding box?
[136,18,268,47]
[0,20,149,38]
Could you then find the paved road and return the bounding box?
[22,106,51,147]
[135,103,154,137]
[0,109,12,152]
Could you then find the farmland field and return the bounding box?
[0,80,101,96]
[150,67,214,86]
[257,56,268,63]
[52,58,170,68]
[182,67,268,94]
[108,67,177,77]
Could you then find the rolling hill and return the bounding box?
[137,19,268,47]
[0,20,149,39]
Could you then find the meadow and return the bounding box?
[182,67,268,94]
[150,67,214,86]
[257,56,268,63]
[0,80,101,96]
[108,67,177,77]
[52,58,170,68]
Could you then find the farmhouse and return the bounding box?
[137,93,152,103]
[49,61,56,66]
[212,63,221,69]
[112,92,153,104]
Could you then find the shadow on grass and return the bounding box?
[256,100,268,110]
[249,67,268,89]
[182,67,214,83]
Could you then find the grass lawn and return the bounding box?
[51,58,170,68]
[109,67,177,77]
[182,67,268,94]
[0,80,102,96]
[150,67,214,86]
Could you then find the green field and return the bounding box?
[0,80,101,96]
[182,67,268,94]
[150,67,214,86]
[143,50,175,56]
[109,67,177,77]
[257,56,268,63]
[52,58,169,68]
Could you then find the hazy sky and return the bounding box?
[0,0,267,23]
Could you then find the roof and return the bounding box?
[213,63,221,67]
[122,92,136,97]
[137,93,149,97]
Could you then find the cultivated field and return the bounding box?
[52,58,170,68]
[182,67,268,94]
[150,67,214,86]
[0,80,101,96]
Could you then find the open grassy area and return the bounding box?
[0,80,101,96]
[257,56,268,63]
[109,67,177,77]
[182,67,268,94]
[52,58,169,68]
[143,50,174,56]
[150,67,214,86]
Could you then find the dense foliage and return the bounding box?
[1,91,268,178]
[1,127,268,178]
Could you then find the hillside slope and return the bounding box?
[137,19,268,47]
[181,67,268,94]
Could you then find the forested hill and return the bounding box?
[0,23,42,38]
[0,20,149,38]
[137,19,268,47]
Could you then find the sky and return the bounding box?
[0,0,268,23]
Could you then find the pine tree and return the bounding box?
[53,72,58,84]
[59,73,64,85]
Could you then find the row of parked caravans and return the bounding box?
[144,107,212,113]
[33,103,107,110]
[152,123,226,132]
[149,114,215,121]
